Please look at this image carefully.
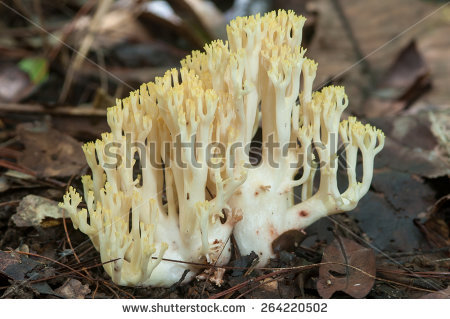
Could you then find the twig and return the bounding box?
[0,103,106,116]
[59,0,114,102]
[72,243,95,260]
[30,259,115,284]
[210,262,447,299]
[102,282,120,299]
[48,0,97,61]
[102,281,135,299]
[0,159,67,188]
[92,281,99,299]
[210,267,295,299]
[0,200,21,208]
[0,147,22,159]
[6,250,93,283]
[62,209,92,280]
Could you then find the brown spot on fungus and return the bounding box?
[299,210,309,217]
[269,224,278,238]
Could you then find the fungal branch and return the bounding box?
[61,66,246,287]
[218,12,385,265]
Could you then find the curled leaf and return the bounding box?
[317,237,375,298]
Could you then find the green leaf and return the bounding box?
[18,57,49,85]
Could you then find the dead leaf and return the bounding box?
[352,184,432,253]
[379,138,450,178]
[0,251,60,298]
[0,250,41,281]
[1,280,41,299]
[371,112,450,178]
[12,195,65,228]
[371,170,435,215]
[415,194,450,249]
[55,279,91,299]
[345,169,436,253]
[272,229,307,254]
[228,251,258,277]
[316,237,375,298]
[0,251,21,279]
[17,122,85,178]
[308,0,443,114]
[379,41,429,94]
[364,41,430,118]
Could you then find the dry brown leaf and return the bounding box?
[353,170,436,253]
[363,41,430,118]
[416,194,450,249]
[0,251,21,279]
[55,279,91,299]
[308,0,443,114]
[316,237,375,298]
[17,123,85,178]
[272,229,307,254]
[0,250,41,281]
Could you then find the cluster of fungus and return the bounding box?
[60,10,385,287]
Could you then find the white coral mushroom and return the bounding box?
[60,9,384,286]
